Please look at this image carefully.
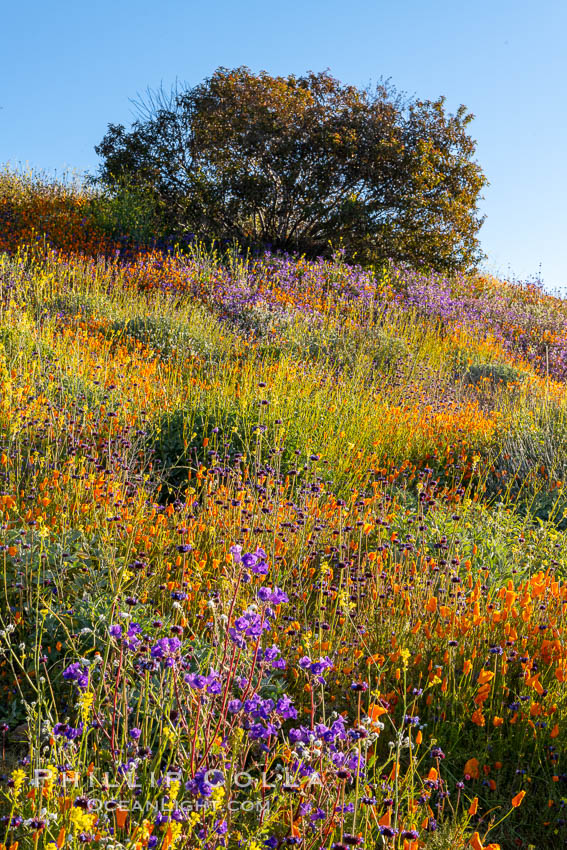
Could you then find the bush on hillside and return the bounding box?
[95,67,487,273]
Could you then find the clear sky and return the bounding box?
[2,0,566,289]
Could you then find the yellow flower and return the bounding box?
[11,768,26,797]
[167,822,183,846]
[70,808,97,832]
[211,785,225,802]
[166,779,180,810]
[78,690,94,722]
[139,820,153,840]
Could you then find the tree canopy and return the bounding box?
[95,67,487,272]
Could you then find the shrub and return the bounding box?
[113,314,220,362]
[464,361,522,387]
[87,179,164,246]
[95,67,487,272]
[150,407,241,500]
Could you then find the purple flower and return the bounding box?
[228,628,247,648]
[276,695,297,720]
[307,656,333,681]
[289,726,311,744]
[346,753,365,774]
[185,673,207,689]
[379,825,398,837]
[207,677,222,695]
[61,723,84,740]
[229,544,242,563]
[62,662,89,690]
[256,698,275,719]
[243,696,260,713]
[109,624,122,638]
[185,768,223,798]
[129,727,142,740]
[269,586,288,605]
[320,718,347,742]
[151,637,181,666]
[231,609,270,641]
[241,547,269,575]
[249,722,279,740]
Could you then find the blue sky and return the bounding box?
[2,0,566,289]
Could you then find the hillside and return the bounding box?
[1,172,567,849]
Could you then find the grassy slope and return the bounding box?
[1,172,567,849]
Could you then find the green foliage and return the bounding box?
[43,292,99,319]
[150,406,241,500]
[464,361,522,387]
[228,305,408,376]
[484,399,567,525]
[87,178,164,245]
[0,322,54,369]
[0,527,117,725]
[94,67,487,272]
[114,314,223,362]
[150,400,311,502]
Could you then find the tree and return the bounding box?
[94,67,487,272]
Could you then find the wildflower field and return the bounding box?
[3,171,567,850]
